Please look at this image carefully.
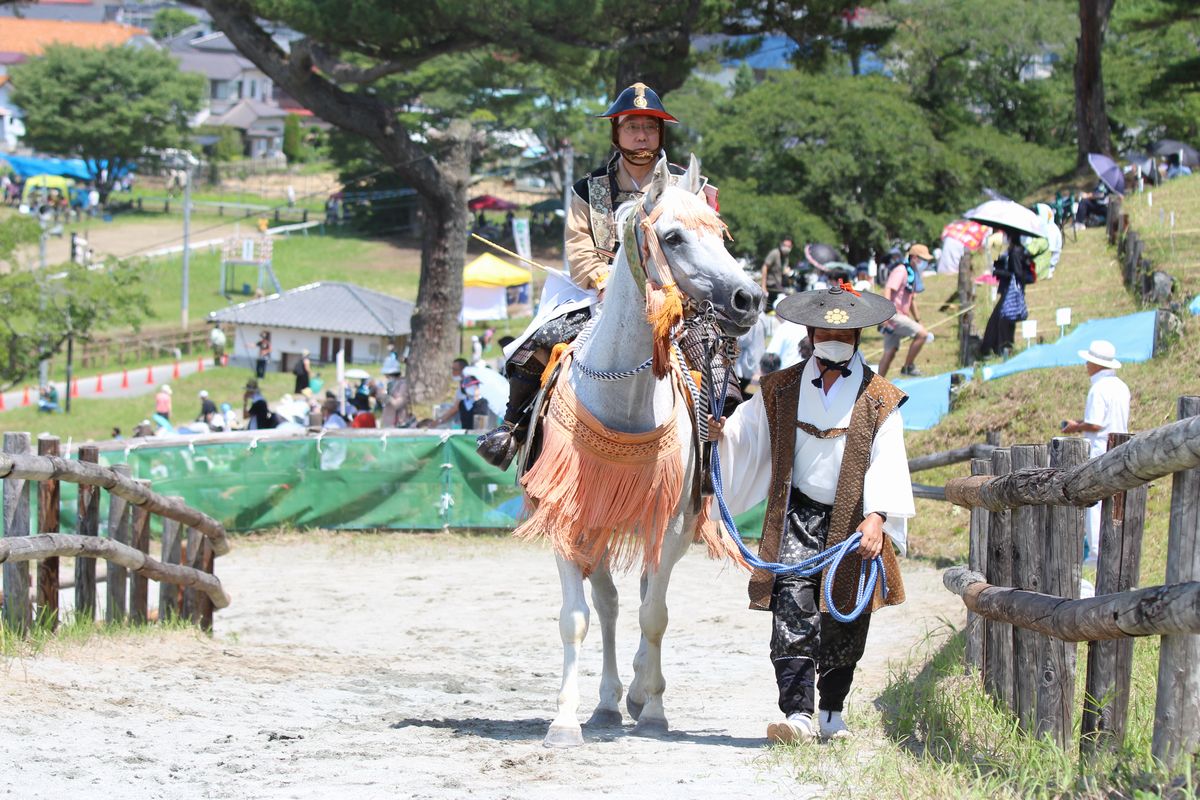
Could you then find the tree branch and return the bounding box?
[190,0,452,203]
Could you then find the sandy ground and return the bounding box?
[0,533,963,799]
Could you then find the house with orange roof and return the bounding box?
[0,16,152,150]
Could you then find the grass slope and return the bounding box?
[795,175,1200,798]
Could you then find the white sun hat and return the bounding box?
[1078,339,1122,370]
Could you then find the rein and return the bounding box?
[706,372,886,623]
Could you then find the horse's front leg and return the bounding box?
[630,515,693,736]
[586,560,623,727]
[545,554,589,747]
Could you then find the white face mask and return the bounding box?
[813,340,855,364]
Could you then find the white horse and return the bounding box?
[517,155,764,747]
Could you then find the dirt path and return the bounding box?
[0,533,963,799]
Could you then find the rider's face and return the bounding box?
[617,117,660,153]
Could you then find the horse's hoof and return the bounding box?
[631,717,669,737]
[584,708,623,728]
[626,694,644,721]
[543,724,584,748]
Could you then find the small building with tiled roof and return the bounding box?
[208,282,414,373]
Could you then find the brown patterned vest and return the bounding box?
[748,359,908,614]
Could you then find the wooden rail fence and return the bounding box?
[1,433,230,635]
[941,396,1200,768]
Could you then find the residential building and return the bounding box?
[208,282,414,373]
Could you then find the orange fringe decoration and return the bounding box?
[516,357,745,575]
[645,282,684,378]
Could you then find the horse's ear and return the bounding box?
[644,156,672,208]
[683,154,702,195]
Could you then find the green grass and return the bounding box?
[1123,173,1200,299]
[0,612,207,659]
[0,366,298,443]
[872,174,1200,797]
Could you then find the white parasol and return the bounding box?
[964,199,1047,239]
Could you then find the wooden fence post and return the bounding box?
[106,464,132,624]
[1153,396,1200,767]
[985,447,1015,711]
[3,432,32,634]
[158,519,182,622]
[1082,432,1145,754]
[36,435,60,631]
[190,532,215,633]
[957,252,975,368]
[1036,436,1090,748]
[181,527,201,623]
[966,457,992,672]
[75,445,100,621]
[129,481,152,624]
[1011,443,1049,732]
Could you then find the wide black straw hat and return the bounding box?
[776,284,895,329]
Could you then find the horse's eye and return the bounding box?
[664,231,684,247]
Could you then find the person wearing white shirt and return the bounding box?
[711,283,915,744]
[1062,340,1130,563]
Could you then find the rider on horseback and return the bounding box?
[477,82,728,470]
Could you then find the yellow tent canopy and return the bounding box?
[463,252,531,288]
[21,173,74,205]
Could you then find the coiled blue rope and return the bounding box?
[707,369,886,623]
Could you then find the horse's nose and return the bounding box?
[732,285,763,316]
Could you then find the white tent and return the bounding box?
[461,253,532,323]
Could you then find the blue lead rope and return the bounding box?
[706,370,886,624]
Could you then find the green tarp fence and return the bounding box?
[42,433,766,538]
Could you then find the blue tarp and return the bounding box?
[981,310,1156,382]
[893,372,954,431]
[1190,293,1200,316]
[0,153,132,182]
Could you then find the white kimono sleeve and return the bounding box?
[863,407,916,555]
[715,391,772,516]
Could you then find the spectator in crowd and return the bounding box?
[877,245,930,377]
[760,237,793,308]
[1075,183,1111,228]
[1062,340,1130,566]
[437,359,489,429]
[37,384,59,413]
[132,419,155,438]
[243,379,264,417]
[292,349,312,393]
[87,185,100,217]
[111,427,122,440]
[321,395,349,429]
[155,384,173,421]
[381,342,401,376]
[209,325,227,368]
[734,312,771,394]
[980,229,1036,358]
[247,397,281,430]
[1165,154,1192,180]
[255,331,272,378]
[380,362,413,428]
[198,390,218,424]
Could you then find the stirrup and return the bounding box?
[476,421,524,470]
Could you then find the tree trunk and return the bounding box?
[1075,0,1116,166]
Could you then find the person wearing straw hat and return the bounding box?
[710,282,915,744]
[1062,340,1130,564]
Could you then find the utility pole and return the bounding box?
[181,163,192,329]
[561,142,573,272]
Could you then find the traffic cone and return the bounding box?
[0,392,6,411]
[21,386,30,406]
[70,379,79,398]
[197,357,205,373]
[172,361,181,379]
[95,373,104,393]
[145,365,154,384]
[221,354,228,367]
[121,369,129,389]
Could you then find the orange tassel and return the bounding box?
[645,282,683,378]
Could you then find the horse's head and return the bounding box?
[634,155,765,337]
